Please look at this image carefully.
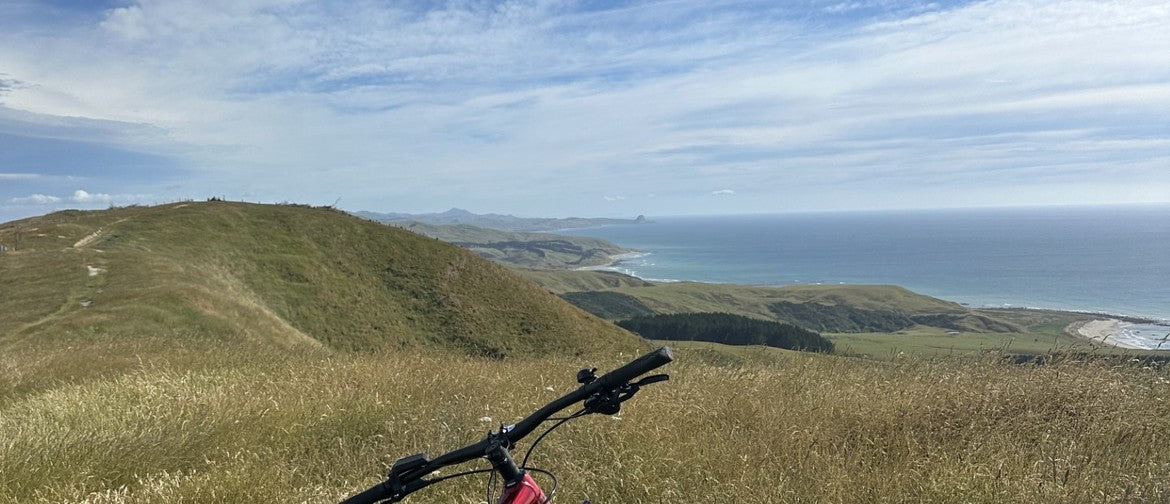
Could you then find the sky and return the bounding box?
[1,0,1168,222]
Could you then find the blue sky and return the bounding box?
[1,0,1168,222]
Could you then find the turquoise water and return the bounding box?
[561,205,1170,347]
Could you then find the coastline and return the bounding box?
[570,257,1170,350]
[558,208,1170,325]
[572,252,686,283]
[1068,319,1170,350]
[568,250,1170,327]
[573,251,649,272]
[572,258,1170,326]
[1071,319,1128,348]
[561,238,1170,350]
[980,305,1163,325]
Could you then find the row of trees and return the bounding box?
[768,301,914,333]
[617,312,834,353]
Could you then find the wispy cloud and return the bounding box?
[0,0,1167,221]
[69,189,153,204]
[8,189,152,206]
[0,173,41,180]
[0,76,18,93]
[11,193,61,204]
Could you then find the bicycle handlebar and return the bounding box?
[507,345,673,443]
[342,346,674,503]
[343,482,392,504]
[595,345,674,390]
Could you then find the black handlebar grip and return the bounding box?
[340,481,390,504]
[596,346,673,389]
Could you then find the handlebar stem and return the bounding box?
[485,438,525,487]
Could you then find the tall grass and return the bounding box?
[2,203,1167,503]
[3,346,1168,503]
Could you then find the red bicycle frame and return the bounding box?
[498,473,547,504]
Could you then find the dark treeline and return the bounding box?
[768,301,913,333]
[617,312,834,353]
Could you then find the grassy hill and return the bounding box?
[522,270,1123,356]
[532,272,986,327]
[620,312,835,352]
[3,203,1170,503]
[524,270,969,316]
[387,221,634,269]
[518,268,655,292]
[0,202,645,397]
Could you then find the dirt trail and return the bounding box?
[73,230,104,248]
[72,219,128,249]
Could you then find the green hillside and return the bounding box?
[619,312,835,353]
[525,271,966,316]
[524,270,1120,356]
[387,221,634,269]
[4,204,1170,504]
[0,202,645,396]
[519,268,655,293]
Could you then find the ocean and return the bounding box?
[561,205,1170,349]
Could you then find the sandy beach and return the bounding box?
[574,251,647,272]
[1071,319,1147,350]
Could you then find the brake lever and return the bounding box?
[617,374,669,403]
[584,374,671,415]
[632,374,669,387]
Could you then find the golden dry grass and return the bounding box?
[3,345,1168,503]
[3,203,1168,503]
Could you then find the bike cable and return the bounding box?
[529,467,558,504]
[484,467,559,504]
[522,408,586,469]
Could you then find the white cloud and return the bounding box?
[4,190,152,208]
[712,189,735,196]
[0,173,41,180]
[100,5,150,41]
[71,190,112,203]
[0,0,1167,215]
[11,193,62,204]
[68,190,152,204]
[603,195,626,201]
[824,2,867,14]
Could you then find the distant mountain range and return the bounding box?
[354,207,647,232]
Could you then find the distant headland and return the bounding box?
[354,208,646,232]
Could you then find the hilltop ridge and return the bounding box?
[0,202,644,365]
